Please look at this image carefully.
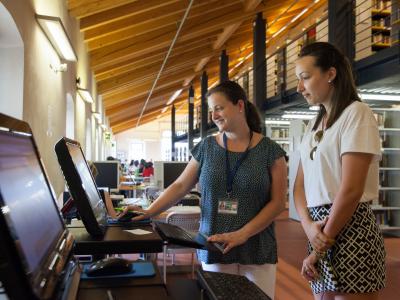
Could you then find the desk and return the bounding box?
[77,285,170,300]
[119,184,146,198]
[69,225,163,255]
[77,261,171,300]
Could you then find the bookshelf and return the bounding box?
[372,106,400,233]
[355,0,393,61]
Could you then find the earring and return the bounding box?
[328,80,332,83]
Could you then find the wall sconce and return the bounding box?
[92,111,101,120]
[77,88,94,103]
[36,14,77,62]
[92,111,102,125]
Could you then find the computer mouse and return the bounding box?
[118,211,144,222]
[85,257,133,277]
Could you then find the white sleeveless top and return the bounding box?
[299,101,381,207]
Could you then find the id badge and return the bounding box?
[217,198,238,215]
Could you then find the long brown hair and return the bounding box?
[299,42,361,131]
[206,80,262,133]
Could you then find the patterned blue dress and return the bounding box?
[191,135,286,264]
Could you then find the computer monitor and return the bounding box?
[153,161,188,190]
[0,113,73,299]
[93,161,120,192]
[55,138,108,236]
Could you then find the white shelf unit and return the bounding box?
[266,123,290,152]
[373,106,400,234]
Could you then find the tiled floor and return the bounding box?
[127,209,399,299]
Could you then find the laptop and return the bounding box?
[54,137,150,237]
[154,222,224,252]
[0,113,78,299]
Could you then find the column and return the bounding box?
[220,50,229,83]
[171,105,176,161]
[200,71,208,139]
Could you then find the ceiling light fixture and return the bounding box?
[282,114,316,120]
[291,8,309,23]
[167,89,183,105]
[35,14,77,61]
[265,120,291,125]
[92,111,101,120]
[359,93,400,101]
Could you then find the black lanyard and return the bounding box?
[223,131,253,197]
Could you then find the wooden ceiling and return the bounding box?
[68,0,325,134]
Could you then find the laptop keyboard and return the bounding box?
[196,269,272,300]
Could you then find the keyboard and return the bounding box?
[196,269,272,300]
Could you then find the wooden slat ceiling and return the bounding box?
[68,0,325,134]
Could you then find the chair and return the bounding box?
[165,211,201,278]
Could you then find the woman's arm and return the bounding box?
[322,152,373,239]
[294,162,334,252]
[208,156,287,253]
[131,159,199,219]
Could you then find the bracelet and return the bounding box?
[313,249,327,260]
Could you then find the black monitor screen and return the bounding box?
[0,132,63,274]
[93,161,119,190]
[66,143,106,224]
[164,162,188,189]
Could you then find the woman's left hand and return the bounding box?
[207,230,248,254]
[301,252,319,281]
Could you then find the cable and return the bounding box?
[136,0,195,127]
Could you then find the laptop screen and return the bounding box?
[0,131,64,275]
[66,142,106,224]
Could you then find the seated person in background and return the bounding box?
[87,161,117,219]
[142,162,154,177]
[129,160,139,174]
[137,159,146,176]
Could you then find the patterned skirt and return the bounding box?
[308,202,386,294]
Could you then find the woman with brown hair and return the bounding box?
[294,42,386,300]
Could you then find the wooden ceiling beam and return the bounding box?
[68,0,137,18]
[111,105,165,129]
[105,65,219,113]
[94,30,220,78]
[84,0,239,49]
[101,67,201,98]
[103,70,198,107]
[88,2,240,55]
[98,45,215,93]
[78,0,180,27]
[105,86,179,114]
[90,4,263,70]
[110,98,167,124]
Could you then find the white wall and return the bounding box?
[0,3,24,119]
[115,117,172,162]
[0,0,103,196]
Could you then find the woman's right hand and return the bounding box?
[304,218,335,252]
[118,205,150,221]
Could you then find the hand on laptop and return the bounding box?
[117,205,148,221]
[207,230,249,254]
